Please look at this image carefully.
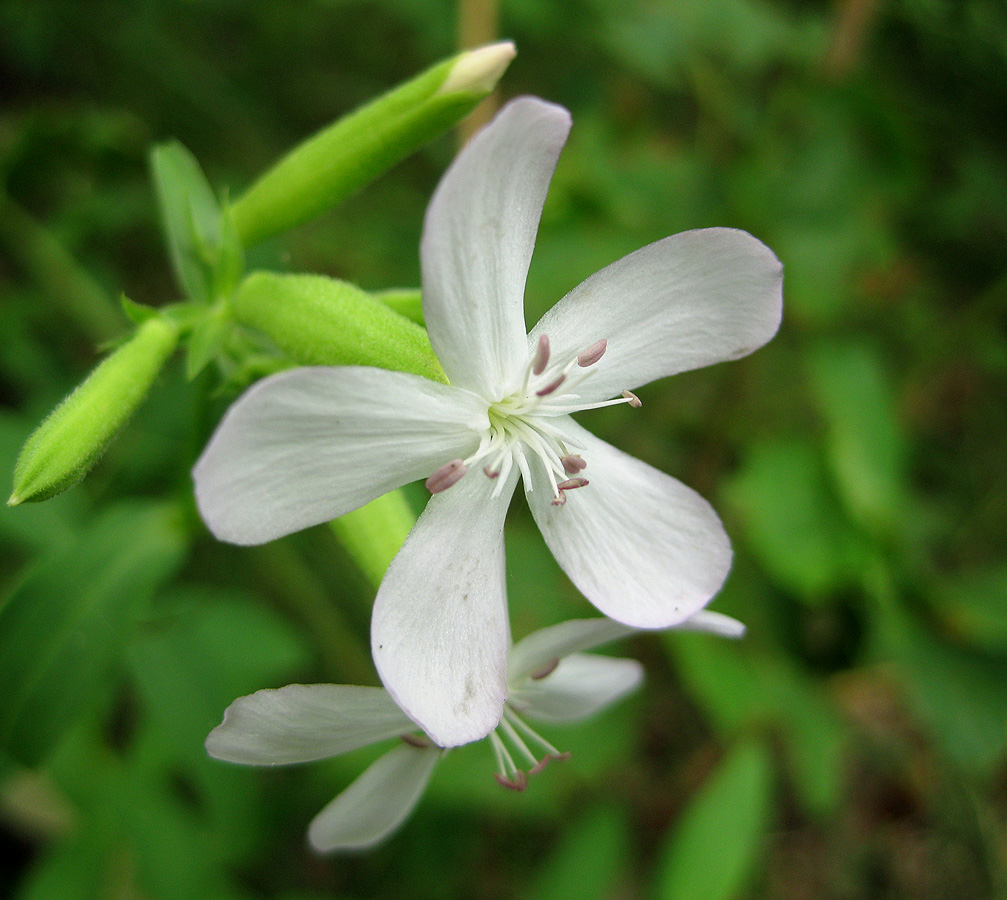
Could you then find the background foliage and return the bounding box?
[2,0,1006,898]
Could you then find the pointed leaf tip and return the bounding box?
[439,42,516,96]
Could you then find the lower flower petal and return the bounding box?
[527,420,732,628]
[193,366,487,545]
[205,684,414,766]
[307,743,441,852]
[372,467,518,748]
[518,653,643,723]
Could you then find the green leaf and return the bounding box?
[667,632,845,818]
[150,142,243,304]
[653,737,774,900]
[184,301,230,380]
[527,805,630,900]
[723,438,865,602]
[0,502,188,766]
[806,338,908,537]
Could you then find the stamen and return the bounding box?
[483,465,500,479]
[532,334,551,375]
[621,389,642,408]
[489,731,527,791]
[551,492,567,507]
[535,374,566,397]
[577,339,607,367]
[425,459,467,493]
[530,657,560,680]
[561,455,587,474]
[400,733,432,748]
[529,752,572,776]
[495,771,529,791]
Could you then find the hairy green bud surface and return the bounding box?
[232,271,445,382]
[229,42,516,247]
[10,317,180,504]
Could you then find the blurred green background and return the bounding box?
[2,0,1007,898]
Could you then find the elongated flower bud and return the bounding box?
[229,42,516,247]
[232,271,446,382]
[10,316,179,504]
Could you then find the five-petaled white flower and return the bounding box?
[194,96,782,748]
[205,611,744,852]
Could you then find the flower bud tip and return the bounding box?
[439,41,516,96]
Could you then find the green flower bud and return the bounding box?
[10,316,180,504]
[232,271,445,382]
[230,42,516,247]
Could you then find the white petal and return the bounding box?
[516,653,642,723]
[205,684,414,765]
[307,743,441,852]
[371,467,519,748]
[675,609,746,639]
[509,618,637,685]
[193,366,486,545]
[421,97,572,396]
[527,420,732,628]
[529,228,783,403]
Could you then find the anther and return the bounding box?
[425,459,467,493]
[530,657,560,680]
[556,477,589,492]
[561,455,587,474]
[535,374,566,397]
[621,389,642,408]
[494,771,529,792]
[577,339,607,367]
[483,465,500,479]
[532,334,551,375]
[400,733,433,748]
[529,752,572,776]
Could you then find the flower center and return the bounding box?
[425,335,641,504]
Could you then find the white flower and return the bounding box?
[205,611,745,852]
[194,97,782,748]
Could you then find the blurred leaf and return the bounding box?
[875,580,1007,774]
[807,339,908,537]
[668,633,845,817]
[127,584,310,760]
[724,439,865,602]
[0,502,188,766]
[931,564,1007,652]
[653,737,774,900]
[528,804,630,900]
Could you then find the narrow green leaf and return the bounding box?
[654,738,774,900]
[150,142,243,304]
[0,502,188,766]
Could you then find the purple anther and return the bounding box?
[532,334,551,375]
[483,465,500,479]
[622,389,642,408]
[425,459,467,493]
[535,374,566,397]
[556,477,589,492]
[494,771,529,792]
[561,454,587,474]
[530,657,560,680]
[400,733,432,748]
[577,339,608,367]
[550,492,567,507]
[529,752,572,776]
